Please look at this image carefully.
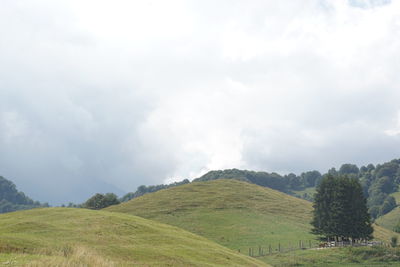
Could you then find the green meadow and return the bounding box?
[0,207,267,266]
[106,179,320,251]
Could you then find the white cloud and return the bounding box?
[0,0,400,203]
[385,111,400,136]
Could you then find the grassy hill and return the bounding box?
[375,191,400,231]
[0,207,268,266]
[107,179,398,253]
[106,179,318,251]
[375,208,400,233]
[373,223,399,242]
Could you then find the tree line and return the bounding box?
[192,159,400,220]
[0,176,48,213]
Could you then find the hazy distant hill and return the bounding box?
[0,175,47,213]
[0,207,268,266]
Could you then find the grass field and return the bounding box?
[106,179,319,251]
[0,207,268,266]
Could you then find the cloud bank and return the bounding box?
[0,0,400,204]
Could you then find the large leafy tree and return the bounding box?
[311,175,373,241]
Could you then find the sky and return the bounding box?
[1,0,400,204]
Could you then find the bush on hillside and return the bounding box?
[83,193,120,210]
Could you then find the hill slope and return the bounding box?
[373,223,400,241]
[107,179,317,251]
[375,207,400,232]
[375,191,400,231]
[108,179,397,252]
[0,207,267,266]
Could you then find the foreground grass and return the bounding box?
[260,246,400,267]
[0,247,115,266]
[107,179,318,251]
[0,208,268,266]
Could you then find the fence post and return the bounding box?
[278,243,281,252]
[269,245,272,254]
[309,240,311,248]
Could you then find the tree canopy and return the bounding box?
[311,175,373,241]
[83,193,120,210]
[193,169,322,193]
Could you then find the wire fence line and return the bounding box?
[240,240,386,257]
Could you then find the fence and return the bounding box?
[240,240,385,257]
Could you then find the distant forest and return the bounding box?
[122,158,400,220]
[0,176,48,213]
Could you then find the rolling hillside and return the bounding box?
[107,179,397,253]
[0,207,267,266]
[375,206,400,232]
[373,223,400,241]
[107,179,317,251]
[375,191,400,231]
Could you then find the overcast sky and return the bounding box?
[1,0,400,204]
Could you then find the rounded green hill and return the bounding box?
[106,179,316,251]
[0,207,268,266]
